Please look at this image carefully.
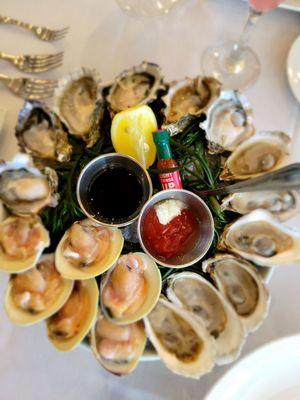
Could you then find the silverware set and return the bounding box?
[0,15,69,99]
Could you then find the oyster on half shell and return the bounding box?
[218,209,300,266]
[163,76,221,124]
[0,153,58,216]
[220,131,290,181]
[54,67,101,147]
[221,190,300,221]
[200,90,254,153]
[106,61,164,114]
[144,297,216,379]
[202,254,270,333]
[16,101,72,163]
[90,312,146,376]
[166,272,246,365]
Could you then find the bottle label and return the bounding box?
[159,171,183,190]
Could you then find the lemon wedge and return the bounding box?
[111,105,158,168]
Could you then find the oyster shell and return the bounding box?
[202,254,270,333]
[220,131,290,181]
[0,153,58,215]
[101,252,161,324]
[53,67,101,147]
[219,209,300,266]
[15,101,72,162]
[144,297,216,379]
[221,190,300,221]
[106,61,164,114]
[5,254,73,326]
[166,272,246,365]
[0,215,49,273]
[46,279,98,351]
[55,219,124,280]
[200,90,254,153]
[90,312,146,376]
[163,76,221,124]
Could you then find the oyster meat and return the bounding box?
[221,190,300,221]
[203,254,270,333]
[144,297,216,379]
[90,313,146,375]
[0,215,49,273]
[16,101,72,162]
[106,61,164,113]
[0,153,58,215]
[220,131,290,181]
[5,254,73,325]
[200,90,254,153]
[47,278,98,351]
[101,252,161,324]
[54,67,101,147]
[55,219,124,280]
[163,76,221,124]
[219,209,300,266]
[166,272,246,365]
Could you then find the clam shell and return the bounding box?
[4,254,73,326]
[202,254,270,333]
[166,272,246,365]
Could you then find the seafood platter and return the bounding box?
[1,61,300,379]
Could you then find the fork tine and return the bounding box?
[26,51,64,63]
[27,52,64,67]
[23,84,56,96]
[55,27,70,35]
[52,29,69,40]
[26,62,63,73]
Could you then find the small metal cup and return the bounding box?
[77,153,153,227]
[137,189,214,268]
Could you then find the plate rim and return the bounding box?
[287,35,300,103]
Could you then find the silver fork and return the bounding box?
[0,15,69,41]
[0,74,57,100]
[0,51,64,73]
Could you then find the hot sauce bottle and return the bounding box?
[153,129,183,190]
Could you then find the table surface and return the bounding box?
[0,1,300,399]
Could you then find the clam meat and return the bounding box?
[202,254,270,333]
[106,61,164,114]
[220,131,290,181]
[144,297,216,379]
[166,272,246,365]
[221,190,300,221]
[101,252,161,324]
[0,215,49,273]
[218,209,300,266]
[15,101,72,162]
[90,313,146,375]
[55,219,124,280]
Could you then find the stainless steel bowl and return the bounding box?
[77,153,153,227]
[137,189,214,268]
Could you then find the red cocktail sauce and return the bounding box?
[143,207,198,259]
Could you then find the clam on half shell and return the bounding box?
[55,219,124,280]
[106,61,164,114]
[101,252,161,325]
[166,272,246,365]
[5,254,73,326]
[90,312,146,376]
[144,297,216,379]
[200,90,254,153]
[46,278,98,352]
[15,100,72,163]
[53,67,101,147]
[0,215,49,273]
[202,254,270,333]
[0,153,58,216]
[218,209,300,267]
[221,190,300,222]
[220,131,290,181]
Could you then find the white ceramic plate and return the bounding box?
[287,35,300,103]
[205,334,300,400]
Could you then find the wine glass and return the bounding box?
[202,0,285,91]
[115,0,185,17]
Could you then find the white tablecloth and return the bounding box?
[0,1,299,399]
